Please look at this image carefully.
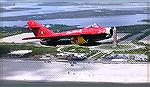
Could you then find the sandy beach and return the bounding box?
[1,59,150,83]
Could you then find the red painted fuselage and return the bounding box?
[23,20,113,46]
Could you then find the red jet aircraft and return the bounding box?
[23,20,114,46]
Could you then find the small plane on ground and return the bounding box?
[23,20,114,46]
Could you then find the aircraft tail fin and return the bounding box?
[27,20,55,37]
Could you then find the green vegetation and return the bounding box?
[0,43,57,57]
[116,24,150,33]
[113,45,150,62]
[86,50,99,57]
[31,46,57,55]
[117,24,150,42]
[98,44,132,50]
[61,45,90,53]
[0,31,5,38]
[113,48,147,54]
[134,30,150,41]
[0,26,30,38]
[60,45,108,59]
[89,51,106,60]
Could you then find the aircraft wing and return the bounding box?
[22,33,89,40]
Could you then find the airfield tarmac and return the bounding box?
[1,59,150,83]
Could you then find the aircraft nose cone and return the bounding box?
[110,28,113,35]
[105,27,113,38]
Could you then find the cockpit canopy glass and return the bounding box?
[86,23,100,28]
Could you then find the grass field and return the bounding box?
[97,44,132,50]
[0,43,57,57]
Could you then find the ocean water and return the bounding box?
[0,2,149,27]
[1,14,148,27]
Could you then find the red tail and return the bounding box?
[27,20,54,37]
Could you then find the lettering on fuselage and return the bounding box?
[66,29,83,35]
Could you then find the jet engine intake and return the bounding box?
[105,27,113,38]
